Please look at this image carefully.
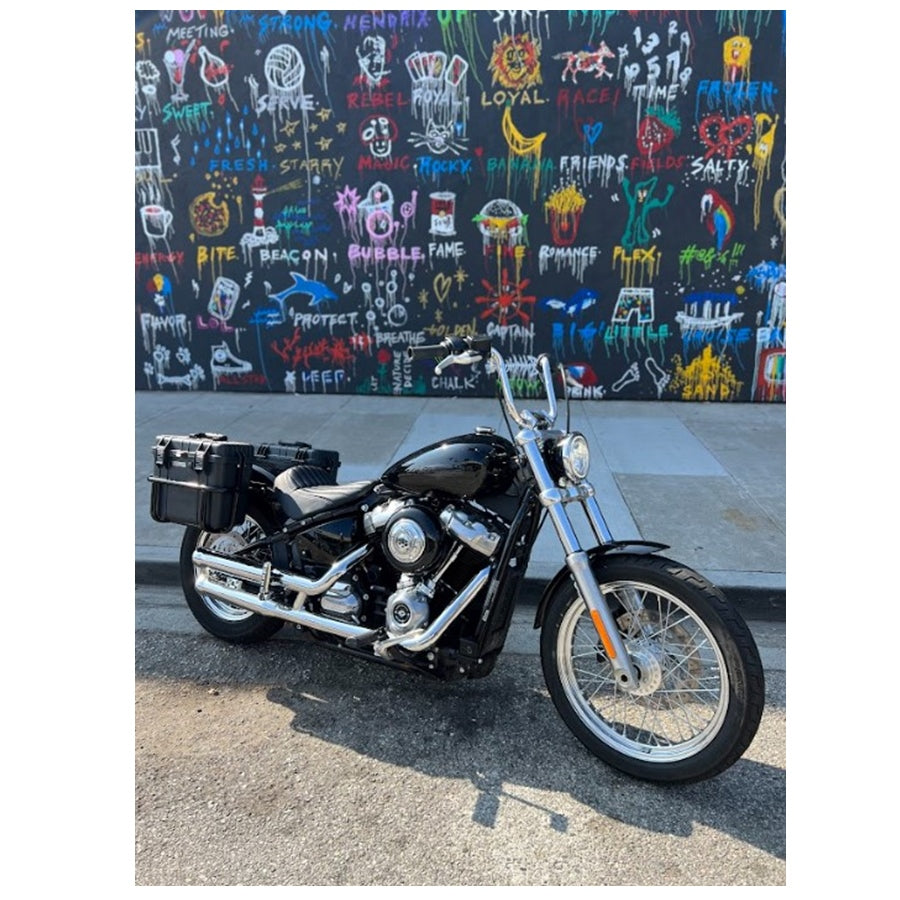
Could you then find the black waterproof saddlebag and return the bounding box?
[254,440,341,483]
[149,433,254,531]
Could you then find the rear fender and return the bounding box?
[532,541,669,629]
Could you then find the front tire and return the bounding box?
[540,554,765,784]
[180,500,285,644]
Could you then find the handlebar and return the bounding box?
[405,335,558,430]
[405,334,493,362]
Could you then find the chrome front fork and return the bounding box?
[518,430,640,692]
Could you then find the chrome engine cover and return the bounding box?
[385,576,431,637]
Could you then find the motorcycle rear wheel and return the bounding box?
[180,501,285,644]
[540,554,765,784]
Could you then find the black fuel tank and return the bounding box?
[382,432,517,499]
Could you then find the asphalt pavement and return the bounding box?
[135,390,785,620]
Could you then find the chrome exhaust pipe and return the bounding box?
[192,544,370,605]
[193,573,378,641]
[192,546,491,654]
[375,565,491,655]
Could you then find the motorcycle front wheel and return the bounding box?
[180,500,285,644]
[540,554,765,784]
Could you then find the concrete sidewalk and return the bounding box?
[135,391,786,620]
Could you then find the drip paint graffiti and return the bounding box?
[136,9,786,402]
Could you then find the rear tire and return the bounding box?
[180,500,285,644]
[540,554,765,783]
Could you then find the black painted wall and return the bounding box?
[135,10,786,401]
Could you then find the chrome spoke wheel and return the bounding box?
[193,517,267,623]
[556,579,729,764]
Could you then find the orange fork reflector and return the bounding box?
[590,609,617,659]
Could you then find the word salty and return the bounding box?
[690,157,751,185]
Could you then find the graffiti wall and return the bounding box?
[135,10,786,402]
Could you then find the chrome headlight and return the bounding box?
[559,433,591,482]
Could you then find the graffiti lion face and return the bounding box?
[490,34,541,88]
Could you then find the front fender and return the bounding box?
[531,541,669,629]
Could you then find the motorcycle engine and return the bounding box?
[364,498,506,639]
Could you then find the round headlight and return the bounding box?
[559,433,590,481]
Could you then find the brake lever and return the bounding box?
[434,350,483,374]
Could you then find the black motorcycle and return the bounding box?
[148,335,765,784]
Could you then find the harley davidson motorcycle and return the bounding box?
[148,335,764,784]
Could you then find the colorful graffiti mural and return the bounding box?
[135,9,787,401]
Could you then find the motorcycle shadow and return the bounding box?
[262,635,785,859]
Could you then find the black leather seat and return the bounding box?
[273,466,375,519]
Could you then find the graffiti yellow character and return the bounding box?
[749,113,779,228]
[723,36,751,83]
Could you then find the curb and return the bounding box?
[136,559,785,622]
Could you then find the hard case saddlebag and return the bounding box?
[254,440,341,484]
[149,433,254,531]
